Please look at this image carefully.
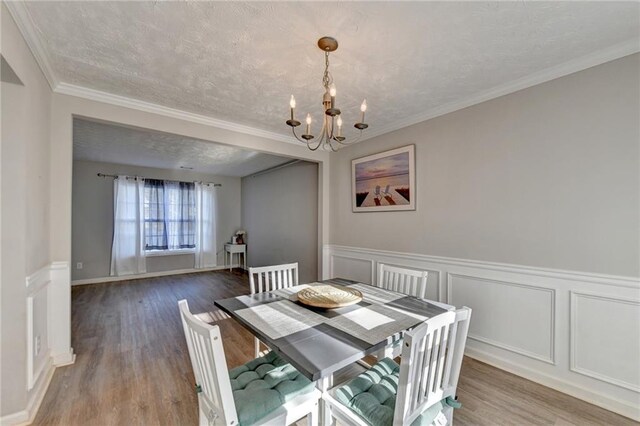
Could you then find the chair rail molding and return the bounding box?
[323,244,640,421]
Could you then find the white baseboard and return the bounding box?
[71,265,230,286]
[0,357,55,426]
[464,347,640,421]
[52,349,75,367]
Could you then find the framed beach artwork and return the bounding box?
[352,144,415,212]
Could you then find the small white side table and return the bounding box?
[224,244,246,272]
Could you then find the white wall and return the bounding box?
[326,54,640,420]
[72,160,242,281]
[1,3,53,418]
[241,161,319,283]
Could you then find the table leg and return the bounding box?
[317,375,333,426]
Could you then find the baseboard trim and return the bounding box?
[464,347,640,421]
[71,265,232,286]
[0,357,55,426]
[52,349,75,367]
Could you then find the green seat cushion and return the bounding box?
[334,358,443,426]
[229,351,315,426]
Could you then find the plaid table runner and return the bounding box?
[215,278,450,381]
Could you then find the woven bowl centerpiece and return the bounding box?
[297,284,363,309]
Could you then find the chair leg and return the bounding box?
[307,401,319,426]
[197,396,210,426]
[444,405,453,425]
[254,337,260,358]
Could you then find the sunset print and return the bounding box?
[352,145,415,211]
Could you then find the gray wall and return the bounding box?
[329,53,640,277]
[72,160,242,280]
[1,4,52,415]
[241,161,319,283]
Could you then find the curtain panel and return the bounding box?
[110,176,146,276]
[194,182,217,269]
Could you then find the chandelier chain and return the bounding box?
[322,51,332,89]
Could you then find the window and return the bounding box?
[143,179,196,251]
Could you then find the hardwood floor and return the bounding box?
[33,271,635,426]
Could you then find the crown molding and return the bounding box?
[55,83,297,145]
[4,0,59,90]
[7,0,638,148]
[360,38,640,142]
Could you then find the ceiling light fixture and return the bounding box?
[286,36,368,151]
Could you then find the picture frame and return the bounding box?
[352,144,416,212]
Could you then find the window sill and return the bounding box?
[145,249,195,257]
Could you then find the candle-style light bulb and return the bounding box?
[329,84,337,97]
[305,113,312,134]
[306,113,312,125]
[360,99,367,123]
[336,115,343,137]
[289,95,296,121]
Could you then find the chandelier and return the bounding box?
[286,36,369,151]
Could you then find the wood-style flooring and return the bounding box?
[33,271,636,425]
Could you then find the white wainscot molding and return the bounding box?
[1,262,75,426]
[322,244,640,421]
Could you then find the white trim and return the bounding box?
[570,291,640,392]
[71,265,228,286]
[465,346,640,422]
[55,83,298,145]
[25,265,53,391]
[447,272,556,365]
[144,248,195,257]
[323,244,640,421]
[0,357,55,426]
[3,1,59,90]
[326,244,639,289]
[359,39,640,142]
[329,254,375,284]
[6,1,639,147]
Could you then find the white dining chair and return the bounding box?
[323,307,472,426]
[249,262,299,357]
[178,299,320,426]
[377,263,428,299]
[373,263,431,360]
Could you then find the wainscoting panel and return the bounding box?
[323,244,640,421]
[2,262,75,425]
[330,255,374,284]
[448,273,555,364]
[26,265,51,390]
[570,291,640,392]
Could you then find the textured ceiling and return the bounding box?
[73,119,293,177]
[26,2,640,139]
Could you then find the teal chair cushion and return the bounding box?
[229,351,315,426]
[334,357,444,426]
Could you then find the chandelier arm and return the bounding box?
[292,127,322,151]
[334,130,363,145]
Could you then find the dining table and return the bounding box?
[214,277,454,426]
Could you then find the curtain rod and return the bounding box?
[97,173,222,187]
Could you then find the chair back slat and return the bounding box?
[377,263,428,299]
[178,300,238,426]
[394,307,472,426]
[249,263,299,294]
